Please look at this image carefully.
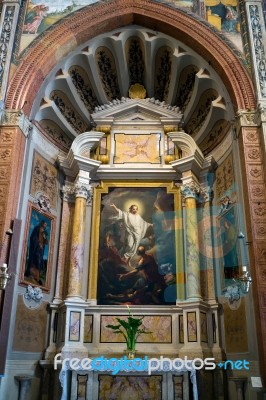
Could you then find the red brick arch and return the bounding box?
[6,0,255,114]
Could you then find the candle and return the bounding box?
[1,263,8,273]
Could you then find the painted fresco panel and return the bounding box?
[20,0,243,54]
[12,295,48,352]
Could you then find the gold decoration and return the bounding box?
[128,83,146,99]
[99,155,109,164]
[165,154,175,164]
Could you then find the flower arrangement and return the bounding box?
[106,307,150,357]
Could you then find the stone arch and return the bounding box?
[7,0,255,115]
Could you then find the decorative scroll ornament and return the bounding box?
[181,181,200,200]
[128,83,146,99]
[23,285,43,309]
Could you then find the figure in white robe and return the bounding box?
[110,203,152,260]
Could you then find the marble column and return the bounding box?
[14,375,33,400]
[67,183,91,300]
[54,184,75,303]
[230,377,247,400]
[181,181,201,300]
[199,187,215,300]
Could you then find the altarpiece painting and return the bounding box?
[91,183,182,305]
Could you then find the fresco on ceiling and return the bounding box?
[20,0,243,54]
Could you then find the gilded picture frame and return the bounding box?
[89,181,184,305]
[20,202,55,292]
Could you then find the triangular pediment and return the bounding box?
[92,98,183,125]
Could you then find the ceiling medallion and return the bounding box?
[128,83,146,99]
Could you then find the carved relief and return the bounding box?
[185,89,218,135]
[0,185,8,202]
[50,90,88,134]
[0,130,13,144]
[38,120,72,152]
[257,245,266,265]
[251,184,265,199]
[96,46,121,100]
[253,203,266,217]
[255,223,266,239]
[249,5,266,98]
[248,165,262,179]
[0,6,15,90]
[154,46,172,102]
[245,130,259,143]
[175,65,199,112]
[215,153,235,202]
[199,119,230,155]
[0,147,12,161]
[247,147,260,160]
[0,166,10,180]
[260,269,266,282]
[69,65,98,113]
[126,37,145,85]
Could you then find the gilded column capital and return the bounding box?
[181,181,200,201]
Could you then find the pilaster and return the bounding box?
[0,0,21,106]
[236,108,266,383]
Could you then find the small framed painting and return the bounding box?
[20,202,55,292]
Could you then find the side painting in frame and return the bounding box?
[94,184,181,305]
[20,202,55,291]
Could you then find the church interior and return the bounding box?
[0,0,266,399]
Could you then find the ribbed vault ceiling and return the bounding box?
[32,26,234,154]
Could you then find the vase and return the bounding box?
[126,349,136,359]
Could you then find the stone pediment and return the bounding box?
[92,97,183,126]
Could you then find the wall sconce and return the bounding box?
[0,264,11,290]
[0,228,13,290]
[222,232,252,303]
[237,265,252,294]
